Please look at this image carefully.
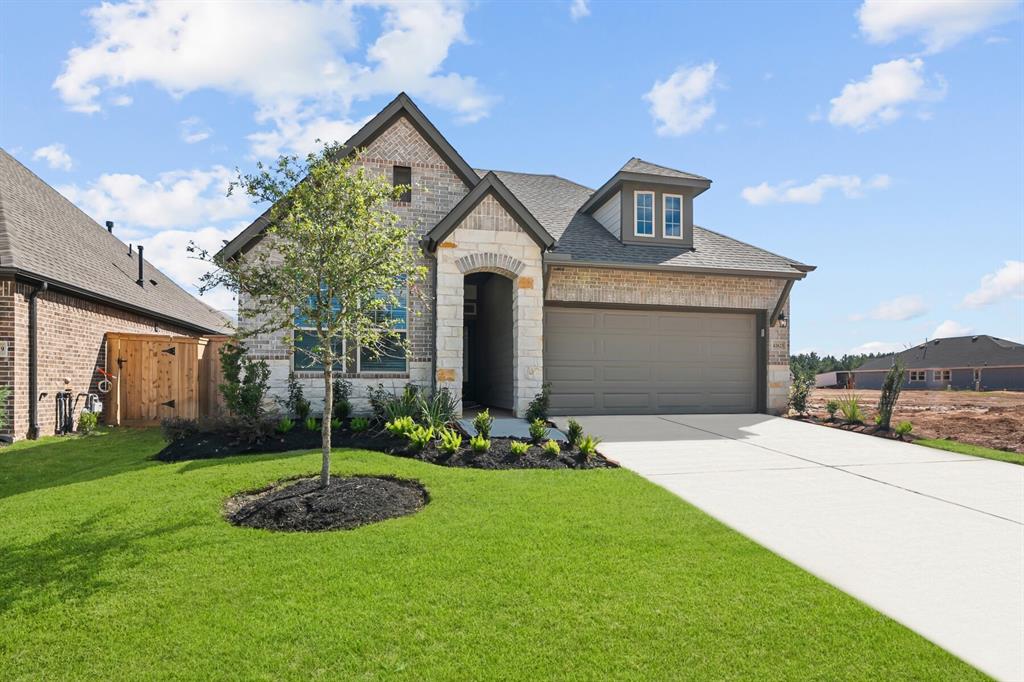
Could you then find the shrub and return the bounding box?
[304,416,318,431]
[528,418,548,444]
[332,378,352,421]
[330,417,343,430]
[825,399,840,421]
[161,417,199,443]
[437,426,462,454]
[472,409,493,439]
[385,416,416,437]
[895,420,913,437]
[838,392,865,424]
[469,434,490,453]
[525,382,551,422]
[0,385,10,432]
[509,440,529,456]
[219,342,271,422]
[419,388,458,429]
[368,383,419,422]
[276,417,295,433]
[876,360,906,431]
[788,373,815,415]
[542,439,560,456]
[566,418,584,448]
[349,416,370,433]
[285,373,311,421]
[406,425,434,451]
[77,411,99,435]
[578,435,601,459]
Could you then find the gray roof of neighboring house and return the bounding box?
[620,157,711,182]
[0,148,232,334]
[855,335,1024,371]
[487,170,811,277]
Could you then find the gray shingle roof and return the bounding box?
[485,170,810,276]
[0,148,232,334]
[856,336,1024,371]
[620,157,710,182]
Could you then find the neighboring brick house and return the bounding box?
[0,149,231,440]
[220,93,814,417]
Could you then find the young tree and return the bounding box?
[192,144,425,487]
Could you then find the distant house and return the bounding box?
[0,149,232,440]
[848,336,1024,391]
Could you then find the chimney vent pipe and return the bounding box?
[105,220,114,233]
[137,245,144,287]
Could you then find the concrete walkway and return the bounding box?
[557,414,1024,681]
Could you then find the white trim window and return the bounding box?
[634,191,654,237]
[933,369,951,382]
[663,194,683,238]
[908,370,926,381]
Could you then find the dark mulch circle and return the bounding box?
[225,475,429,532]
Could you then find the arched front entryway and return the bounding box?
[462,271,514,412]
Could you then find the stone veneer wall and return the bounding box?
[545,266,793,414]
[435,193,545,417]
[237,114,470,414]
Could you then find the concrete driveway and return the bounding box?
[558,414,1024,681]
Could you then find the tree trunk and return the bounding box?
[321,366,333,487]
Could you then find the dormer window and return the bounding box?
[664,194,682,238]
[634,191,654,237]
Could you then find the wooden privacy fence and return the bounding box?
[104,333,231,426]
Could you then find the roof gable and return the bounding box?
[579,158,713,215]
[857,335,1024,371]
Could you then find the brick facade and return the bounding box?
[0,277,198,439]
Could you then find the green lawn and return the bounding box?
[915,438,1024,465]
[0,430,982,680]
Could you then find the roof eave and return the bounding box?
[579,171,713,215]
[542,256,808,280]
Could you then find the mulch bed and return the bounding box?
[399,437,616,470]
[225,475,429,532]
[789,415,916,443]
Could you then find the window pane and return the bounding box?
[393,165,412,203]
[665,196,681,237]
[636,193,654,235]
[360,333,407,372]
[293,331,344,371]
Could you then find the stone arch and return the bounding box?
[455,252,525,279]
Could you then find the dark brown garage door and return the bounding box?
[544,306,759,415]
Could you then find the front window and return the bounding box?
[909,370,926,381]
[635,191,654,236]
[664,195,682,238]
[933,369,951,382]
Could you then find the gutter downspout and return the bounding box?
[28,281,48,440]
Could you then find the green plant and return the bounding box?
[838,392,865,424]
[304,416,318,431]
[331,378,352,421]
[349,416,370,433]
[578,435,601,459]
[825,399,840,421]
[285,373,311,421]
[437,426,462,454]
[469,434,490,453]
[385,416,416,437]
[418,387,458,429]
[566,418,584,448]
[330,417,343,430]
[509,440,529,456]
[218,342,271,422]
[895,420,913,438]
[77,411,99,435]
[472,408,493,439]
[406,425,434,451]
[369,384,420,422]
[788,373,815,415]
[876,360,906,430]
[542,439,560,456]
[160,417,198,443]
[525,382,551,422]
[528,418,548,443]
[0,385,10,432]
[275,417,295,434]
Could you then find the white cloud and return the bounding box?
[247,111,368,159]
[850,295,928,322]
[179,116,212,144]
[32,143,73,171]
[570,0,590,20]
[142,225,240,316]
[643,62,718,136]
[857,0,1019,54]
[931,320,972,338]
[961,260,1024,308]
[828,58,946,130]
[111,94,133,106]
[742,173,890,205]
[53,0,494,155]
[850,341,905,354]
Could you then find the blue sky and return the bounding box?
[1,0,1021,356]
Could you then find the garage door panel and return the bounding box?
[603,393,652,409]
[602,312,648,330]
[546,309,596,329]
[546,365,595,382]
[550,393,597,409]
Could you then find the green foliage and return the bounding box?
[304,417,318,432]
[77,411,99,435]
[825,400,840,420]
[218,342,271,422]
[509,440,529,456]
[895,420,913,437]
[542,439,560,456]
[275,417,295,434]
[161,417,198,443]
[385,416,416,437]
[418,388,458,429]
[331,378,352,421]
[369,384,420,422]
[330,417,343,430]
[789,351,881,379]
[469,434,490,453]
[437,427,462,454]
[472,409,493,439]
[525,382,551,422]
[406,425,434,451]
[838,393,865,424]
[788,374,815,415]
[528,418,548,444]
[578,435,601,459]
[349,417,370,433]
[285,373,311,421]
[876,361,905,430]
[0,385,10,431]
[566,418,584,448]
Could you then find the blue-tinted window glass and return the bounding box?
[635,193,654,235]
[664,196,682,237]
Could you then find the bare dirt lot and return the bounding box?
[809,388,1024,453]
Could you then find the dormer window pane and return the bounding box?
[664,195,682,238]
[635,192,654,236]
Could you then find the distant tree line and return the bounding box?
[789,351,886,379]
